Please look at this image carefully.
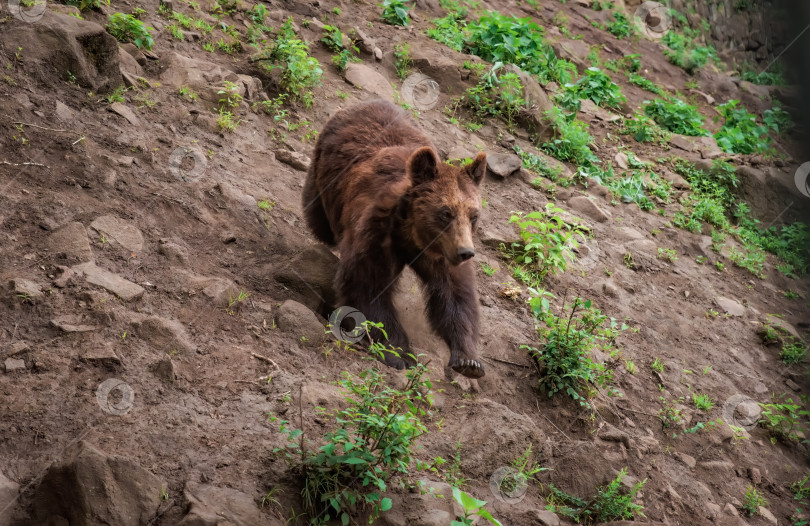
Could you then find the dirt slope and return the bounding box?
[0,0,809,525]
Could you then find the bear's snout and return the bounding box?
[456,247,475,263]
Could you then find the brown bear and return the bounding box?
[302,100,487,379]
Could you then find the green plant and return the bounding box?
[662,31,718,74]
[451,487,503,526]
[714,100,772,154]
[759,395,809,442]
[643,97,707,136]
[784,290,800,300]
[179,85,199,102]
[480,262,497,276]
[394,43,412,79]
[740,62,786,86]
[461,63,525,131]
[381,0,410,26]
[106,85,128,104]
[658,396,684,427]
[657,248,677,263]
[692,393,715,411]
[627,72,665,95]
[621,112,670,144]
[514,145,565,184]
[502,204,586,283]
[791,473,810,501]
[428,13,467,51]
[258,19,323,107]
[606,12,631,38]
[547,468,646,522]
[496,444,546,497]
[272,363,432,525]
[743,485,768,516]
[523,293,626,406]
[217,80,243,109]
[107,12,155,50]
[542,108,598,165]
[216,108,239,132]
[651,358,664,373]
[66,0,107,11]
[559,67,626,110]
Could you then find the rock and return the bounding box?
[600,423,630,448]
[716,296,745,316]
[603,281,620,298]
[47,222,94,263]
[765,314,801,340]
[503,64,554,140]
[160,52,247,105]
[353,27,376,54]
[660,168,690,190]
[274,245,338,313]
[118,45,143,77]
[0,470,20,517]
[723,502,739,516]
[109,102,140,126]
[614,152,629,170]
[669,134,697,152]
[178,482,263,526]
[158,239,189,264]
[479,225,521,249]
[81,344,122,368]
[486,153,522,178]
[153,356,177,383]
[759,506,777,525]
[32,440,164,526]
[55,100,76,122]
[675,452,696,469]
[406,41,467,94]
[374,47,383,61]
[566,196,610,222]
[51,315,99,333]
[748,467,761,484]
[275,149,311,171]
[136,316,195,354]
[89,215,145,253]
[276,300,324,345]
[72,262,145,301]
[1,342,30,360]
[4,358,26,372]
[9,278,43,300]
[550,39,591,72]
[530,510,561,526]
[0,11,121,91]
[344,63,394,101]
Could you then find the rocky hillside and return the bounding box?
[0,0,808,525]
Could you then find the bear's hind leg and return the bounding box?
[336,251,414,369]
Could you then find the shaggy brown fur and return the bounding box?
[302,100,487,378]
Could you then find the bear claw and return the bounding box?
[450,359,485,379]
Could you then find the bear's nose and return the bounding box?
[457,247,475,261]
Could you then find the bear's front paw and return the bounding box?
[449,357,485,379]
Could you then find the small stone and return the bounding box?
[675,452,696,469]
[759,506,777,525]
[344,63,394,101]
[374,47,383,61]
[53,265,76,288]
[51,315,99,333]
[275,149,311,172]
[109,102,140,126]
[669,134,696,152]
[4,358,26,372]
[786,378,801,391]
[529,509,561,526]
[600,423,630,448]
[9,278,43,300]
[47,222,93,263]
[153,356,177,383]
[716,296,745,316]
[566,196,610,222]
[72,263,145,301]
[723,502,739,516]
[82,344,122,368]
[749,467,761,484]
[705,501,722,518]
[276,300,324,345]
[486,153,522,178]
[89,215,144,253]
[614,152,629,170]
[603,281,619,298]
[55,100,75,122]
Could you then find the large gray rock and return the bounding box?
[160,52,248,105]
[274,245,338,314]
[344,63,395,101]
[1,11,121,91]
[90,215,144,253]
[503,64,555,140]
[73,262,145,301]
[32,441,164,526]
[566,196,610,223]
[486,153,522,178]
[135,316,195,354]
[47,222,93,263]
[178,482,269,526]
[276,300,324,345]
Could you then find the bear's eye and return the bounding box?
[439,208,455,224]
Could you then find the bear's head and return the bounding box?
[405,147,487,266]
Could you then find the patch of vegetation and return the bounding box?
[452,487,503,526]
[461,63,525,131]
[321,25,360,72]
[256,18,323,107]
[585,161,673,212]
[627,72,665,95]
[502,204,587,285]
[692,392,714,411]
[742,485,768,516]
[272,363,431,525]
[546,468,646,522]
[381,0,410,26]
[643,97,707,136]
[657,247,678,263]
[107,12,155,50]
[662,30,718,74]
[740,62,786,86]
[558,67,626,111]
[428,12,467,51]
[758,320,808,365]
[621,112,670,144]
[659,396,685,427]
[494,444,545,497]
[542,108,599,166]
[465,13,576,84]
[713,100,772,154]
[524,292,626,406]
[394,43,412,79]
[763,102,792,135]
[759,394,809,443]
[606,12,632,39]
[514,145,567,186]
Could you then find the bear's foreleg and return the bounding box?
[412,258,484,378]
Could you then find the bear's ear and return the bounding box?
[407,147,439,186]
[466,152,487,186]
